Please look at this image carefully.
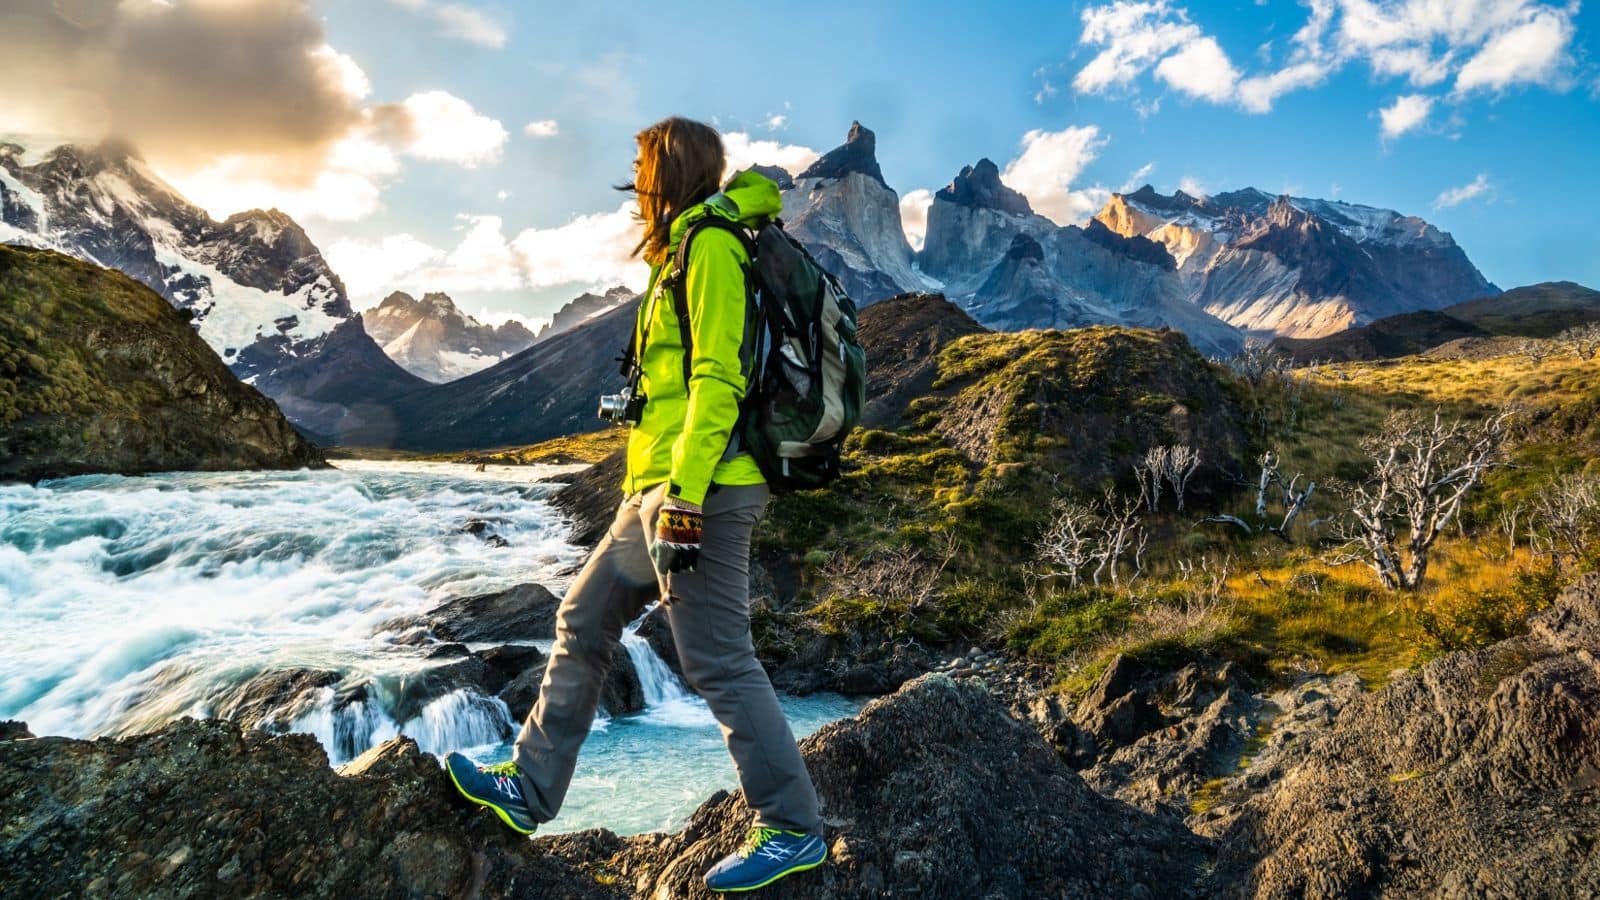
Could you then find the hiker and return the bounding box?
[443,116,827,893]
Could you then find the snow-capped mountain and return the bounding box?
[0,139,423,442]
[532,285,636,343]
[917,158,1244,356]
[362,291,537,383]
[1095,186,1499,337]
[773,122,929,304]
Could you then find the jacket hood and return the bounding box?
[668,169,783,251]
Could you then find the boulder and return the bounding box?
[1206,574,1600,897]
[381,582,562,644]
[498,644,644,722]
[208,667,342,731]
[611,674,1209,899]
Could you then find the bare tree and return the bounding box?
[1165,445,1202,512]
[1559,322,1600,360]
[1203,450,1316,542]
[1333,410,1507,591]
[1519,339,1549,367]
[1133,444,1203,513]
[1036,490,1148,590]
[1532,472,1600,565]
[1037,500,1102,589]
[1226,341,1293,386]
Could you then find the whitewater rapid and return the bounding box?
[0,461,857,834]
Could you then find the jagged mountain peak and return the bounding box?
[936,158,1032,217]
[360,287,537,384]
[797,120,887,188]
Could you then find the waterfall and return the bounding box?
[622,610,714,728]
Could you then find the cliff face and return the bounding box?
[0,245,324,482]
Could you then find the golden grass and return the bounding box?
[429,427,625,465]
[1311,351,1598,411]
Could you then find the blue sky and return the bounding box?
[4,0,1597,324]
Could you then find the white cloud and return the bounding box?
[898,188,934,252]
[1001,126,1111,225]
[389,0,508,48]
[1070,0,1579,119]
[497,190,510,201]
[1074,1,1201,95]
[1178,175,1209,199]
[1454,8,1573,94]
[1379,93,1434,139]
[1236,60,1333,113]
[766,114,788,130]
[1154,36,1240,102]
[327,203,649,307]
[721,132,820,180]
[523,119,560,138]
[1433,173,1494,209]
[511,203,648,291]
[393,91,508,167]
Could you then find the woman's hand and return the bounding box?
[650,495,703,575]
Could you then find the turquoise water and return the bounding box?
[0,461,860,834]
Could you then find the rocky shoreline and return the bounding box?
[3,576,1597,898]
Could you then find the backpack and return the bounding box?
[665,216,866,491]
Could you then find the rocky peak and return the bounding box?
[744,163,794,190]
[936,158,1032,217]
[1264,195,1316,231]
[796,120,887,189]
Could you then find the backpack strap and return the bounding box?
[663,216,758,390]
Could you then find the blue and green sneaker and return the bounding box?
[703,826,827,892]
[443,752,538,835]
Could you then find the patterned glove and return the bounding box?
[650,495,703,574]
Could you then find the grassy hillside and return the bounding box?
[0,246,324,482]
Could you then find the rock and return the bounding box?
[796,120,887,189]
[0,721,622,899]
[0,721,33,741]
[412,582,562,644]
[1206,574,1600,897]
[612,674,1208,898]
[634,605,682,678]
[497,644,643,722]
[209,668,342,731]
[551,449,628,547]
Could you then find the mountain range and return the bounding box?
[0,126,1511,447]
[361,291,537,384]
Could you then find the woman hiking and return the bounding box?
[443,116,827,893]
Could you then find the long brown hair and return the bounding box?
[618,117,725,266]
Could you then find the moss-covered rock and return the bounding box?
[0,245,324,482]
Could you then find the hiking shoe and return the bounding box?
[703,826,827,892]
[444,752,538,835]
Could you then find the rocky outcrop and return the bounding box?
[0,245,325,482]
[855,292,986,428]
[361,291,537,383]
[934,158,1032,217]
[1206,575,1600,897]
[0,721,623,899]
[0,140,424,441]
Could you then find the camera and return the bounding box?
[597,385,646,425]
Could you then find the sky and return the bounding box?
[2,0,1597,329]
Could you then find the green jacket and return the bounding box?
[621,169,779,505]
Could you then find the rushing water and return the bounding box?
[0,461,859,834]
